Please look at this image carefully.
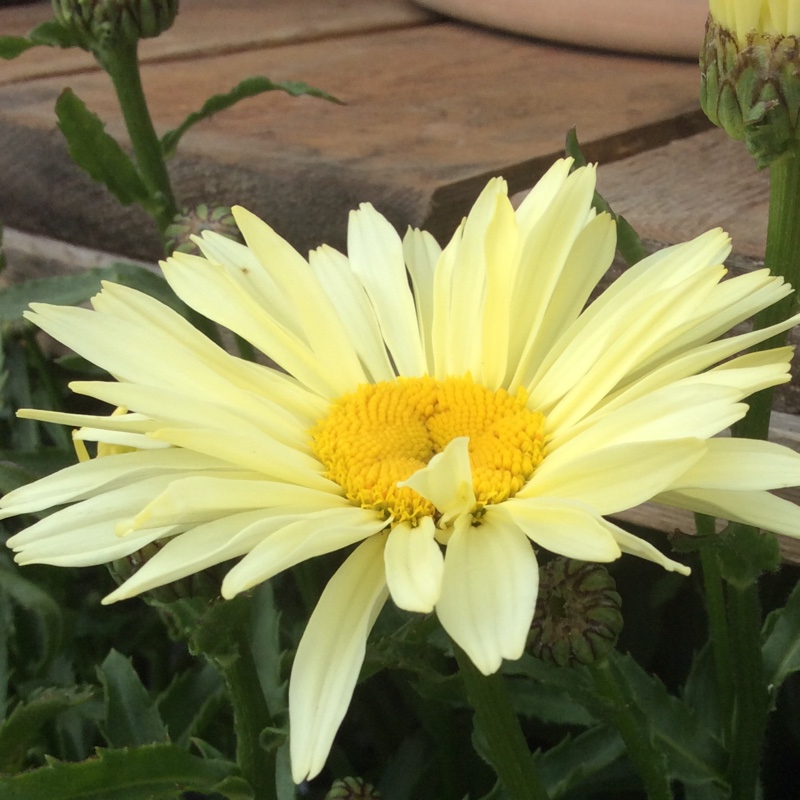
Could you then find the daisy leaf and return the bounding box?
[160,76,342,159]
[0,20,82,60]
[55,89,152,210]
[0,744,238,799]
[761,576,800,695]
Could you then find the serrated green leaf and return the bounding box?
[0,686,95,774]
[211,775,255,800]
[762,576,800,694]
[56,89,151,208]
[611,653,728,786]
[716,523,781,588]
[505,676,596,727]
[157,662,225,747]
[0,743,238,800]
[97,649,168,748]
[160,76,341,158]
[0,36,36,60]
[250,581,287,719]
[533,725,625,798]
[0,20,83,59]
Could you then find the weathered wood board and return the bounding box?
[0,15,705,260]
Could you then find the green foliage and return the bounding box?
[97,649,169,748]
[55,89,153,209]
[160,76,342,158]
[0,744,239,799]
[0,19,82,60]
[762,576,800,694]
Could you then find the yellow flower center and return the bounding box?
[311,375,546,524]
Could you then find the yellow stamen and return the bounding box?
[312,375,546,524]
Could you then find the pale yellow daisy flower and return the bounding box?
[3,159,800,782]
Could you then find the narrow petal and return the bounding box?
[398,437,476,524]
[384,517,444,612]
[347,204,426,376]
[289,533,389,782]
[656,488,800,538]
[220,507,387,597]
[520,439,706,515]
[403,227,441,373]
[670,437,800,491]
[604,521,691,575]
[103,509,301,603]
[500,499,622,561]
[436,515,538,675]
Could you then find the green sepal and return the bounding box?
[0,20,82,60]
[0,743,239,800]
[55,88,152,209]
[761,575,800,698]
[97,649,169,748]
[0,686,96,774]
[160,76,342,158]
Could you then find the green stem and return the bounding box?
[590,659,673,800]
[100,41,178,237]
[452,642,550,800]
[725,581,767,800]
[695,514,735,743]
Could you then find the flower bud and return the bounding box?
[324,777,383,800]
[52,0,179,52]
[528,558,623,668]
[164,204,242,255]
[700,2,800,166]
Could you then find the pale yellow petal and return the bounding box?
[403,227,441,372]
[347,204,426,376]
[384,517,443,612]
[309,245,395,383]
[520,439,706,515]
[220,506,386,597]
[398,436,475,524]
[604,521,691,575]
[430,220,465,378]
[103,509,300,603]
[289,533,389,782]
[436,515,538,675]
[656,488,800,538]
[499,499,621,561]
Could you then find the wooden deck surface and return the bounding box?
[1,0,797,560]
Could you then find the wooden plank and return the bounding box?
[597,128,769,260]
[0,22,707,260]
[0,0,434,84]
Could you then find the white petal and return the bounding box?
[309,245,395,383]
[436,514,538,675]
[347,204,426,376]
[604,521,691,575]
[670,437,800,491]
[501,499,621,561]
[398,437,476,524]
[384,517,443,612]
[289,533,389,782]
[103,509,300,603]
[220,506,387,597]
[656,488,800,538]
[403,227,441,373]
[520,439,706,515]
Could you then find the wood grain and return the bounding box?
[0,22,705,259]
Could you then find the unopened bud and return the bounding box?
[528,559,623,667]
[164,204,242,255]
[52,0,178,52]
[324,777,383,800]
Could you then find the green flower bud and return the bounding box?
[700,4,800,167]
[165,204,242,256]
[52,0,179,52]
[528,559,623,668]
[324,777,383,800]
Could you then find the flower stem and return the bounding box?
[452,642,550,800]
[589,659,673,800]
[100,41,178,237]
